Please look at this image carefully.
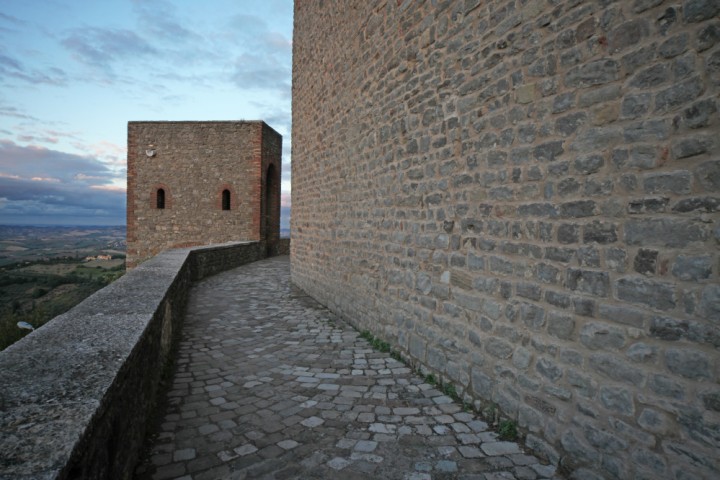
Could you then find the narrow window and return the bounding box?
[156,188,165,209]
[222,189,231,210]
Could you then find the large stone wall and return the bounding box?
[127,121,282,268]
[0,242,264,480]
[291,1,720,478]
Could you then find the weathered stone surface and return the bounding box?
[671,196,720,213]
[536,357,563,381]
[292,3,720,478]
[671,255,713,280]
[565,59,619,88]
[626,342,657,363]
[654,76,703,112]
[634,249,658,275]
[695,160,720,191]
[648,374,685,399]
[683,0,720,22]
[665,348,712,380]
[0,242,266,480]
[701,391,720,412]
[599,386,635,415]
[625,219,708,247]
[127,122,282,268]
[590,353,645,385]
[580,322,626,350]
[699,285,720,321]
[583,222,618,245]
[616,277,676,311]
[643,171,692,195]
[567,269,610,297]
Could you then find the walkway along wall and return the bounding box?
[0,242,266,479]
[291,1,720,478]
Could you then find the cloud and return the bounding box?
[61,27,158,72]
[131,0,203,44]
[227,14,291,97]
[0,12,25,26]
[230,52,290,95]
[0,104,38,121]
[0,50,67,85]
[0,12,26,35]
[18,134,59,144]
[0,140,125,225]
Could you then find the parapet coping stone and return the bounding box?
[0,241,256,480]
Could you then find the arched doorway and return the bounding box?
[264,164,279,255]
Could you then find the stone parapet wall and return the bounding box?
[0,242,264,480]
[274,238,291,256]
[291,1,719,478]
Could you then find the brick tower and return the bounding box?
[126,121,281,268]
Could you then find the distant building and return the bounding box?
[126,121,282,268]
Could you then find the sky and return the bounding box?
[0,0,293,227]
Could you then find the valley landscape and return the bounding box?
[0,225,126,350]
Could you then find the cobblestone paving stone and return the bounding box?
[134,256,560,480]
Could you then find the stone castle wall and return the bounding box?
[127,121,281,268]
[291,1,719,478]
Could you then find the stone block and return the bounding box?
[701,391,720,412]
[515,84,536,104]
[486,338,514,359]
[633,249,658,275]
[547,311,575,340]
[590,353,645,385]
[599,385,635,415]
[621,93,651,119]
[630,63,671,88]
[567,269,610,297]
[632,449,667,474]
[565,58,619,88]
[699,285,720,321]
[643,171,692,195]
[623,119,670,142]
[555,112,587,136]
[616,276,676,311]
[683,0,720,22]
[598,304,645,328]
[583,221,617,245]
[471,368,495,396]
[654,76,703,112]
[566,370,597,399]
[671,255,713,280]
[671,196,720,213]
[580,322,626,350]
[625,219,707,247]
[697,22,720,52]
[665,348,712,380]
[409,334,427,360]
[535,357,563,381]
[608,19,649,53]
[626,342,657,363]
[695,160,720,191]
[559,200,596,218]
[648,374,685,399]
[574,155,604,175]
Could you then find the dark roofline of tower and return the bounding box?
[127,120,281,137]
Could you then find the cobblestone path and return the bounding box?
[134,256,559,480]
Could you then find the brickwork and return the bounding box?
[291,1,720,478]
[127,121,281,268]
